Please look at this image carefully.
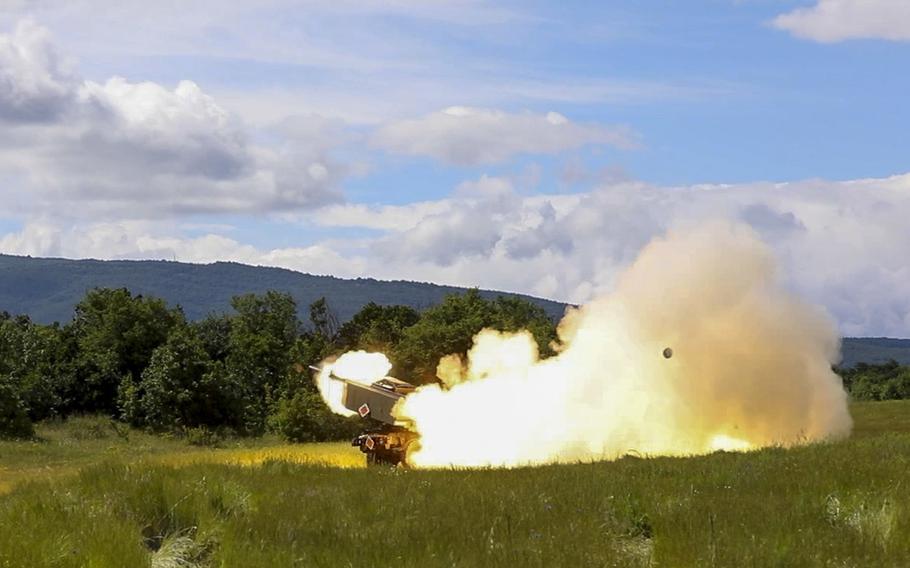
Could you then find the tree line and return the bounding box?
[0,288,557,440]
[3,286,905,441]
[838,360,910,401]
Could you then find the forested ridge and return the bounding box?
[0,254,566,324]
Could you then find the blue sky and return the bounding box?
[62,0,907,184]
[60,1,910,185]
[0,1,909,335]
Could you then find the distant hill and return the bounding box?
[1,254,907,368]
[840,338,910,368]
[0,254,568,325]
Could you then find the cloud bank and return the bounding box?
[0,20,345,220]
[4,172,910,337]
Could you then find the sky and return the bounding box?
[0,0,908,336]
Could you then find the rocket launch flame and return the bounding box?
[319,223,853,468]
[315,350,392,416]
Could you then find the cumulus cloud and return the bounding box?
[371,106,637,165]
[773,0,910,42]
[76,78,249,180]
[0,19,76,122]
[0,20,345,219]
[371,201,507,265]
[6,172,910,336]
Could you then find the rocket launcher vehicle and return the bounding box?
[311,366,420,466]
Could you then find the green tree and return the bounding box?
[278,332,333,401]
[0,316,69,421]
[66,288,183,414]
[0,314,36,438]
[0,380,32,439]
[120,326,242,431]
[841,360,910,401]
[489,295,559,356]
[394,290,557,383]
[226,291,299,434]
[192,314,233,362]
[336,302,419,352]
[270,296,406,442]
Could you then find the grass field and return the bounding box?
[1,402,909,567]
[0,417,363,496]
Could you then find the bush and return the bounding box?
[269,390,361,443]
[0,381,33,439]
[0,317,67,421]
[841,361,910,401]
[120,328,243,432]
[183,426,223,447]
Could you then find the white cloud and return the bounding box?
[74,78,250,180]
[0,19,76,122]
[371,202,507,265]
[773,0,910,42]
[6,172,910,336]
[0,21,346,219]
[310,201,458,231]
[372,106,637,165]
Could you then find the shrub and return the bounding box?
[842,361,910,401]
[0,380,33,439]
[269,390,360,443]
[120,328,243,433]
[183,426,223,447]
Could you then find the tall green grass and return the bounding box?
[1,402,909,566]
[0,416,361,494]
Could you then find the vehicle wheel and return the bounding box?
[378,452,399,467]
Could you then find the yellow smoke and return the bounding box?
[393,223,852,468]
[315,350,392,416]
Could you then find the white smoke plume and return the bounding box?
[393,222,852,467]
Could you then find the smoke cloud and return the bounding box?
[393,222,852,467]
